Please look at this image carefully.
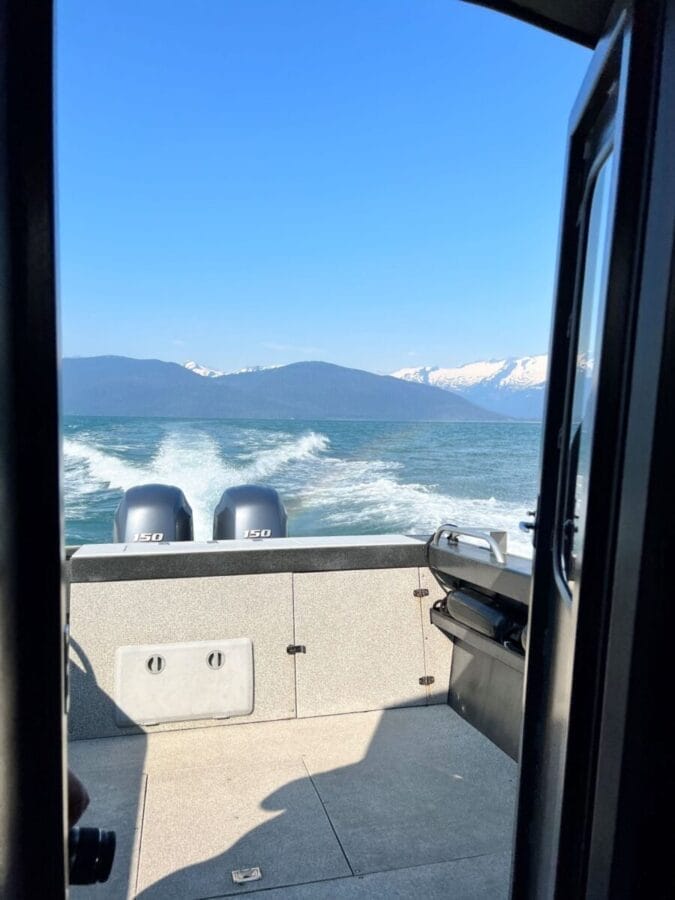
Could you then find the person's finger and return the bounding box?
[68,769,90,827]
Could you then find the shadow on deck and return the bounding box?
[69,698,516,899]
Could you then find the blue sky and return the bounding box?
[56,0,589,373]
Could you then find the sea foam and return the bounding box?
[64,424,534,557]
[63,429,331,541]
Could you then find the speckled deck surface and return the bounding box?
[70,705,516,899]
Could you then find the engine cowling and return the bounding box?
[213,484,287,540]
[113,484,193,543]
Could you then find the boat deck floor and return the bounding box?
[69,705,516,899]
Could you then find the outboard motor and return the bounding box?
[213,484,287,539]
[113,484,193,543]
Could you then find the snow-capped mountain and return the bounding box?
[391,355,548,419]
[184,360,225,378]
[184,361,282,378]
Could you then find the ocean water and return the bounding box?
[63,417,541,558]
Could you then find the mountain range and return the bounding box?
[182,354,548,419]
[62,357,504,421]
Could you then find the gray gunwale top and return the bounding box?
[69,534,532,601]
[69,534,427,582]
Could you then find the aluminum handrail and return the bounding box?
[431,523,507,566]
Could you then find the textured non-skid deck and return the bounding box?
[69,706,516,899]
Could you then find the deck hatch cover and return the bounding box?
[114,638,253,726]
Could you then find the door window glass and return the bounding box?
[562,152,614,587]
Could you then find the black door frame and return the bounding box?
[513,1,675,896]
[585,0,675,894]
[0,1,67,895]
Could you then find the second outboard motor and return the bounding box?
[213,484,287,539]
[114,484,193,543]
